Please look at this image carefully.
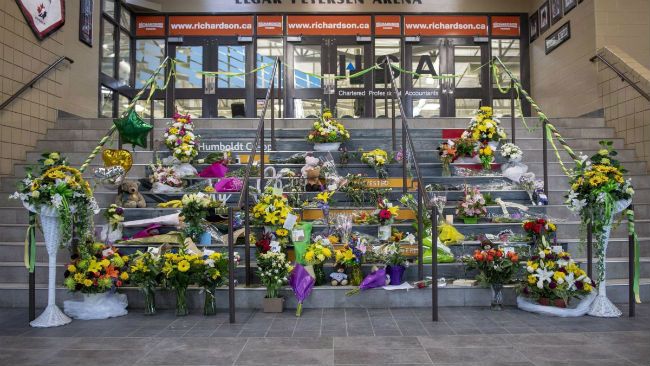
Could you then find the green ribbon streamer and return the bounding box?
[626,209,641,303]
[24,213,36,272]
[200,63,272,77]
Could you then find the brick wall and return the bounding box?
[0,0,99,176]
[597,46,650,171]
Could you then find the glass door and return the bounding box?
[448,38,490,118]
[286,37,327,118]
[332,37,372,119]
[169,38,207,117]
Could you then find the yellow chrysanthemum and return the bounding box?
[177,260,190,272]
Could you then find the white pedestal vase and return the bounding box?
[30,206,72,328]
[313,142,341,152]
[64,293,128,320]
[588,198,632,318]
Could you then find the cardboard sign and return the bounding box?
[375,15,401,36]
[17,0,65,40]
[257,15,283,36]
[169,15,254,36]
[286,15,371,36]
[404,15,488,36]
[136,16,166,37]
[491,16,520,37]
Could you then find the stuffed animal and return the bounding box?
[330,263,348,286]
[301,156,322,192]
[115,180,146,208]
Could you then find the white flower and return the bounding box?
[534,268,554,289]
[51,194,63,208]
[9,192,20,200]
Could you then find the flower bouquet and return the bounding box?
[62,243,129,320]
[566,141,635,317]
[518,245,594,309]
[315,191,333,227]
[381,243,407,285]
[304,237,333,286]
[465,106,506,146]
[500,143,523,162]
[361,148,391,178]
[164,112,199,163]
[257,251,293,312]
[199,249,238,316]
[451,136,479,164]
[251,187,296,228]
[128,251,162,315]
[149,162,185,193]
[307,110,350,151]
[180,192,212,243]
[522,218,557,248]
[161,250,203,316]
[11,160,98,327]
[455,186,487,224]
[103,204,124,243]
[437,140,457,176]
[463,240,519,310]
[335,245,364,286]
[374,197,399,240]
[500,143,528,182]
[478,143,494,171]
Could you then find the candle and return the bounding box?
[445,215,454,224]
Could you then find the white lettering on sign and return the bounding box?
[338,89,366,97]
[366,179,389,187]
[199,142,272,152]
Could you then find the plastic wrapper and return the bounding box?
[292,222,313,265]
[517,292,596,317]
[152,182,184,194]
[438,223,465,245]
[198,162,228,178]
[173,163,198,178]
[422,239,455,264]
[214,177,243,192]
[205,224,225,245]
[64,293,128,320]
[289,264,315,317]
[123,213,180,227]
[501,161,529,183]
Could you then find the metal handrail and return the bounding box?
[590,54,650,102]
[0,56,73,110]
[239,58,280,286]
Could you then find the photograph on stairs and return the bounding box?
[1,0,649,364]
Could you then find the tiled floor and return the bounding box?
[1,305,649,365]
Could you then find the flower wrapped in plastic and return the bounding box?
[163,112,199,163]
[306,110,350,143]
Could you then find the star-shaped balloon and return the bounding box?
[113,109,153,148]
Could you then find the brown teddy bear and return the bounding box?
[115,180,146,208]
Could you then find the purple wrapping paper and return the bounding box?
[213,177,243,192]
[198,162,228,178]
[289,264,315,303]
[359,268,387,290]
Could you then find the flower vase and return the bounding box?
[349,265,363,286]
[30,206,72,328]
[463,217,479,224]
[441,163,451,177]
[175,286,189,316]
[491,283,504,311]
[141,286,156,315]
[314,142,341,152]
[588,198,631,318]
[203,287,217,316]
[313,263,327,286]
[387,265,405,285]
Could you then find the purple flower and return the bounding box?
[177,139,182,145]
[115,207,124,215]
[549,282,557,289]
[575,281,583,290]
[179,130,186,136]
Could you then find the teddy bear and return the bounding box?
[115,180,147,208]
[330,263,349,286]
[301,155,322,192]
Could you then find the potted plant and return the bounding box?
[463,239,519,310]
[456,185,487,224]
[161,249,204,316]
[257,251,293,312]
[307,110,350,151]
[304,237,333,286]
[62,243,129,320]
[517,245,594,308]
[127,250,162,315]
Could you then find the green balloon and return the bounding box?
[113,109,152,148]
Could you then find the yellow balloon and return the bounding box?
[102,149,133,173]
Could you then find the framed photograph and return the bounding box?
[529,11,539,43]
[545,21,571,55]
[550,0,563,24]
[539,2,550,34]
[564,0,577,14]
[15,0,65,40]
[79,0,93,47]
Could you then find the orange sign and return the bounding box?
[135,16,166,37]
[404,15,488,36]
[168,16,253,36]
[286,15,371,36]
[491,16,520,36]
[375,15,401,36]
[257,15,283,36]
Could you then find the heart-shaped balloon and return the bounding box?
[102,149,133,173]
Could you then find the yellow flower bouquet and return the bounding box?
[161,249,204,316]
[306,110,350,144]
[251,187,296,228]
[304,237,333,285]
[361,148,391,178]
[465,106,507,143]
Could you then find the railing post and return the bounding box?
[271,65,276,151]
[150,99,155,157]
[260,121,265,190]
[392,91,397,151]
[244,183,251,286]
[542,119,549,197]
[228,207,236,323]
[402,122,407,194]
[278,60,283,119]
[431,205,438,322]
[510,79,516,144]
[417,190,423,281]
[628,204,635,317]
[28,212,35,322]
[587,221,593,280]
[384,63,389,117]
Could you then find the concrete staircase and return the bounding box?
[0,116,648,309]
